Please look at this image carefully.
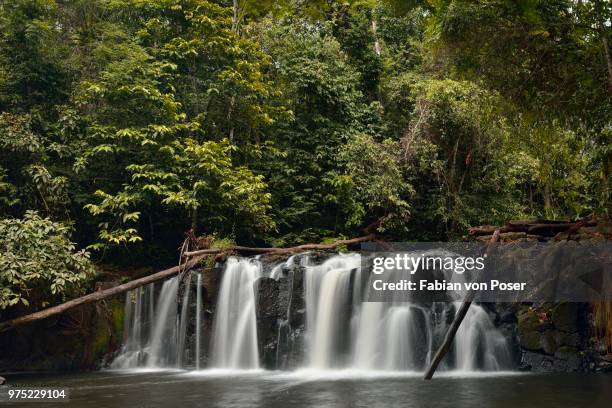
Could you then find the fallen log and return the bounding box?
[182,233,376,258]
[423,229,500,380]
[506,219,570,227]
[0,234,376,333]
[468,225,515,236]
[0,255,207,333]
[469,218,596,237]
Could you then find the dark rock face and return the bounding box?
[256,254,308,369]
[176,265,223,368]
[256,277,282,367]
[0,297,124,372]
[516,303,592,372]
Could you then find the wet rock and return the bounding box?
[521,351,554,372]
[254,253,311,370]
[517,307,550,333]
[256,277,283,368]
[551,303,579,332]
[553,347,583,372]
[520,331,542,351]
[513,302,596,372]
[0,296,125,372]
[596,355,612,372]
[540,330,557,355]
[499,309,518,325]
[555,331,580,348]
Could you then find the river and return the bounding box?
[2,370,611,407]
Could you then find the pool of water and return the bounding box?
[1,370,611,408]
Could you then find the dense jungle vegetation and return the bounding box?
[0,0,610,310]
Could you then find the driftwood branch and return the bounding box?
[182,233,376,258]
[423,229,501,380]
[0,255,207,333]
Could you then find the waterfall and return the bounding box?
[111,284,155,368]
[302,253,510,372]
[353,303,433,370]
[147,277,180,367]
[304,253,360,368]
[195,273,202,369]
[351,264,435,371]
[210,258,262,369]
[112,252,513,373]
[270,254,295,280]
[176,274,192,368]
[111,276,184,369]
[455,304,512,371]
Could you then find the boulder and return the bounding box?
[0,376,5,385]
[540,330,557,355]
[551,303,579,332]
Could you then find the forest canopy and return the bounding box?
[0,0,610,278]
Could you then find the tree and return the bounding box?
[256,19,381,243]
[0,211,95,310]
[74,2,279,249]
[332,133,412,233]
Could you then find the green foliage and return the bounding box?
[258,19,380,243]
[402,79,524,236]
[0,0,71,113]
[72,0,280,248]
[0,0,609,281]
[0,211,95,310]
[333,133,411,232]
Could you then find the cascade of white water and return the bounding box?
[351,263,435,371]
[112,252,512,373]
[304,253,361,368]
[195,273,203,369]
[177,273,192,368]
[210,258,262,369]
[111,284,155,369]
[147,277,180,367]
[455,304,511,371]
[270,255,296,280]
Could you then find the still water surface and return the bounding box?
[2,370,611,408]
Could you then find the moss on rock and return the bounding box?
[520,331,542,351]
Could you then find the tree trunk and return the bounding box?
[371,19,381,56]
[544,183,552,210]
[601,29,612,94]
[232,0,239,33]
[595,0,612,94]
[0,234,376,332]
[0,255,207,333]
[182,233,376,257]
